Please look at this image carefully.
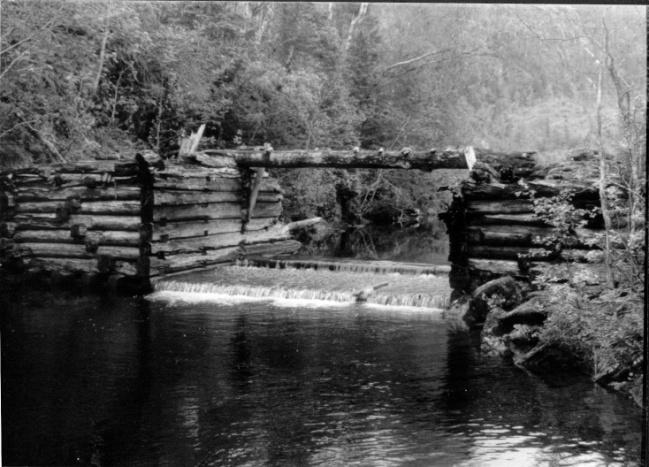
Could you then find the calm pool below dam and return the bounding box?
[1,277,641,466]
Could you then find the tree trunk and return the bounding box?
[150,247,239,276]
[596,49,615,288]
[92,26,109,95]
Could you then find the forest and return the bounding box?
[1,3,646,401]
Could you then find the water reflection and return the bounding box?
[299,224,449,264]
[1,291,641,466]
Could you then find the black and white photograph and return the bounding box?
[0,2,645,465]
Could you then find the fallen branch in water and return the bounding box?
[353,282,390,302]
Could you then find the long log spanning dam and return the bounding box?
[1,146,641,466]
[0,145,607,302]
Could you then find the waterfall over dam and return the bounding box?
[149,265,451,311]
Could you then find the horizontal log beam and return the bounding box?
[24,257,138,276]
[14,229,141,246]
[466,200,534,215]
[154,190,281,206]
[462,180,598,201]
[12,214,142,231]
[13,173,138,188]
[17,242,140,260]
[240,239,302,257]
[469,213,549,227]
[150,247,239,276]
[151,218,276,241]
[466,225,602,248]
[8,161,137,176]
[153,201,281,222]
[467,245,553,261]
[150,227,291,256]
[467,259,522,275]
[15,186,141,202]
[16,200,141,215]
[232,148,471,170]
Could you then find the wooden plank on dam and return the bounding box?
[231,148,471,170]
[150,247,240,276]
[151,218,277,241]
[154,190,281,206]
[16,200,141,215]
[14,229,141,246]
[15,186,141,202]
[25,257,138,276]
[12,214,142,231]
[153,202,281,222]
[466,200,534,215]
[152,176,281,193]
[18,242,140,260]
[150,227,291,255]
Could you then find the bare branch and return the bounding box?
[383,48,452,72]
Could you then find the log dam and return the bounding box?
[0,146,607,294]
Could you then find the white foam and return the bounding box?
[147,290,444,313]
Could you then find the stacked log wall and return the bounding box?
[147,162,299,277]
[0,155,303,286]
[0,160,147,289]
[442,152,606,295]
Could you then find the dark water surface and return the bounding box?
[2,289,641,466]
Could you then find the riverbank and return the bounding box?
[455,262,644,408]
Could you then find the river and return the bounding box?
[1,280,641,466]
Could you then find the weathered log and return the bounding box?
[462,180,598,201]
[16,200,141,215]
[284,217,324,232]
[15,185,141,202]
[24,257,138,276]
[12,214,142,231]
[232,148,471,170]
[240,239,302,257]
[153,201,281,222]
[154,190,281,206]
[150,247,239,276]
[466,200,534,215]
[153,166,240,179]
[467,245,554,261]
[467,259,521,275]
[13,172,138,188]
[471,213,549,227]
[185,151,237,168]
[472,148,537,179]
[17,242,140,260]
[153,176,241,192]
[14,229,141,246]
[151,217,277,242]
[466,225,603,248]
[150,226,291,256]
[6,161,137,176]
[152,176,282,193]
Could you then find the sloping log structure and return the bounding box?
[440,150,607,295]
[231,147,472,170]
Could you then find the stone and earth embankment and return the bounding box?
[441,149,643,407]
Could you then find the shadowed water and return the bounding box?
[1,289,641,466]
